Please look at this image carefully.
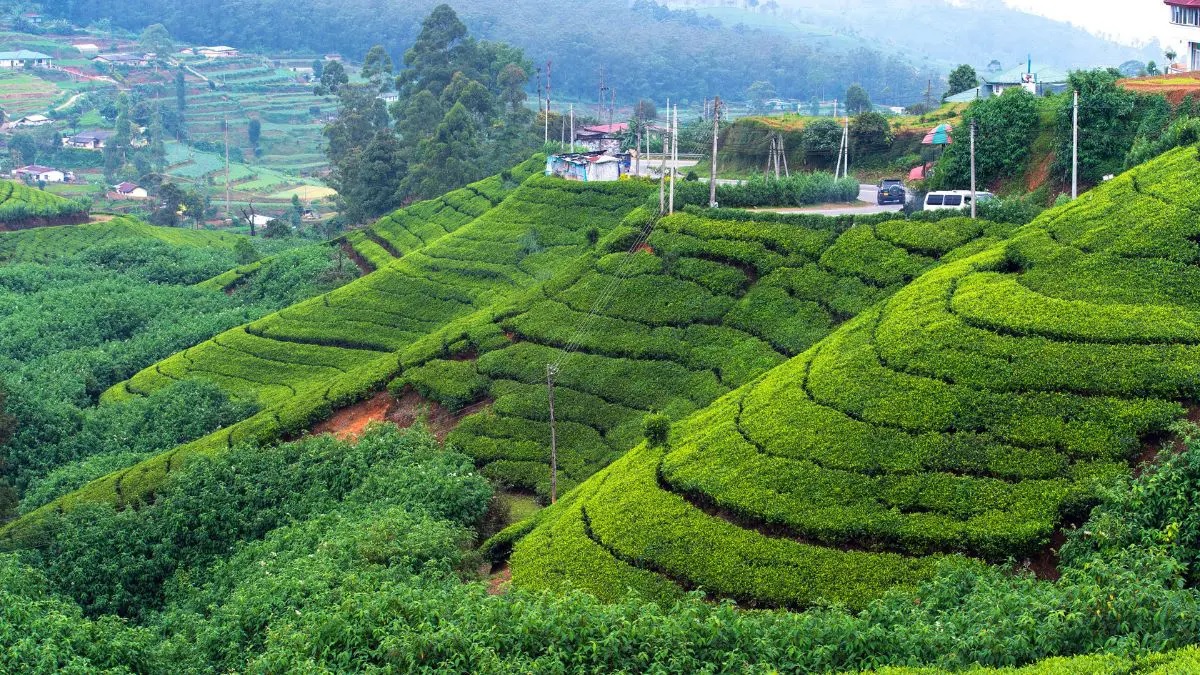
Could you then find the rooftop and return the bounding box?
[0,50,51,60]
[985,63,1069,85]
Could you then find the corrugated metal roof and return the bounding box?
[0,50,51,60]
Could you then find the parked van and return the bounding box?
[923,190,994,211]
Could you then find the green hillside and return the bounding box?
[0,216,255,264]
[0,181,90,228]
[501,143,1200,609]
[0,157,655,544]
[401,211,1014,499]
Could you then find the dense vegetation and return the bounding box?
[503,142,1200,612]
[0,181,89,227]
[0,218,357,520]
[5,423,1200,671]
[41,0,940,105]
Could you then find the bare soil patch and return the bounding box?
[312,391,393,441]
[387,388,493,443]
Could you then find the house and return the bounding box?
[92,53,151,67]
[0,50,53,69]
[1165,0,1200,71]
[13,165,65,183]
[198,46,239,59]
[14,114,52,127]
[20,12,42,25]
[945,62,1069,103]
[379,92,400,104]
[546,152,624,182]
[64,130,113,150]
[113,182,149,200]
[73,43,100,56]
[573,123,628,153]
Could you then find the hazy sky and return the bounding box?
[1003,0,1164,46]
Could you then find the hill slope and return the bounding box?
[0,157,655,545]
[0,217,253,264]
[502,144,1200,609]
[0,181,89,230]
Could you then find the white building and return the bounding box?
[14,114,51,127]
[13,165,65,183]
[0,50,52,69]
[1165,0,1200,71]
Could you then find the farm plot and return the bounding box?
[402,210,1013,501]
[0,180,89,228]
[501,143,1200,610]
[2,160,653,545]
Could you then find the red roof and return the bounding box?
[116,182,140,193]
[581,123,628,134]
[1166,0,1200,6]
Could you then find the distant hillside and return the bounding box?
[670,0,1155,75]
[42,0,943,105]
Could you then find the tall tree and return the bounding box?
[139,23,174,57]
[946,64,979,97]
[314,60,348,96]
[361,45,395,92]
[148,104,166,173]
[634,99,657,122]
[745,81,776,110]
[248,118,262,149]
[844,84,871,114]
[497,63,528,114]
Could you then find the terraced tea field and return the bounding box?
[0,215,249,263]
[0,180,89,228]
[502,144,1200,609]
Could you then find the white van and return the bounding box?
[923,190,994,212]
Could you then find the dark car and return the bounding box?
[877,179,906,205]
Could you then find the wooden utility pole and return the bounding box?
[546,364,559,504]
[709,96,720,208]
[536,66,543,142]
[668,105,677,214]
[545,61,552,145]
[1072,89,1079,199]
[223,117,231,223]
[774,134,781,179]
[660,99,668,214]
[833,128,842,179]
[970,118,977,219]
[569,104,575,152]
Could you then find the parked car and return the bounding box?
[877,179,906,205]
[923,190,994,212]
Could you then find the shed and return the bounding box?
[65,130,113,149]
[114,182,149,199]
[574,123,628,153]
[546,152,624,182]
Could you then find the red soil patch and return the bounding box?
[634,242,654,255]
[387,388,493,443]
[1134,404,1200,477]
[312,391,393,441]
[487,564,512,595]
[1025,150,1055,193]
[1022,529,1065,582]
[339,241,373,275]
[1120,74,1200,106]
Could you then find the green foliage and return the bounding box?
[946,63,979,97]
[932,88,1041,190]
[643,412,670,446]
[0,181,89,226]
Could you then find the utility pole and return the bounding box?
[546,364,558,504]
[223,117,231,224]
[545,61,552,146]
[668,105,677,214]
[660,99,669,214]
[709,96,721,208]
[1072,89,1079,199]
[609,87,616,128]
[774,134,781,179]
[843,116,850,179]
[536,66,543,142]
[781,135,789,177]
[834,127,842,179]
[569,104,574,152]
[970,118,977,219]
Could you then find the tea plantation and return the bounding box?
[402,209,1014,499]
[0,158,653,545]
[0,216,249,263]
[499,144,1200,609]
[0,181,89,228]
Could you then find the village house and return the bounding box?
[1165,0,1200,71]
[573,123,628,153]
[64,130,113,150]
[112,182,149,200]
[545,152,625,182]
[945,61,1069,103]
[19,12,42,25]
[13,165,66,183]
[13,114,52,127]
[198,46,239,59]
[0,50,53,69]
[92,53,151,67]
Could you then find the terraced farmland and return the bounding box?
[401,211,1015,499]
[500,144,1200,610]
[0,181,90,228]
[0,216,250,263]
[0,159,655,545]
